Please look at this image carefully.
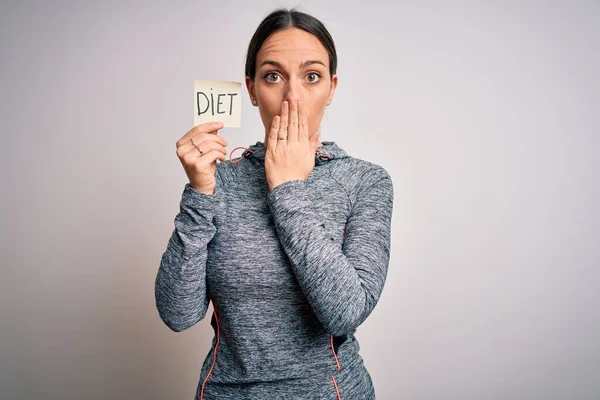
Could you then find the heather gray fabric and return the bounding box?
[155,140,394,399]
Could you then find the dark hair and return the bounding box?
[245,8,338,81]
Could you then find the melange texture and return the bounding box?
[155,140,394,399]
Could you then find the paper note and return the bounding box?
[194,80,241,128]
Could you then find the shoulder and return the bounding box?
[329,156,393,198]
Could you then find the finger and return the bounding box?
[278,101,289,140]
[184,148,226,169]
[182,146,227,168]
[195,149,227,165]
[288,99,299,142]
[177,134,226,158]
[191,132,228,148]
[298,100,309,144]
[179,139,227,159]
[267,115,280,152]
[176,121,224,148]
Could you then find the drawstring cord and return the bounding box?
[229,146,253,164]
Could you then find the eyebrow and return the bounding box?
[259,60,326,69]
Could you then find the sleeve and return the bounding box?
[266,170,394,336]
[154,183,219,332]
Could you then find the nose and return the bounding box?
[284,78,301,102]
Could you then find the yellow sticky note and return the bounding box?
[194,80,242,128]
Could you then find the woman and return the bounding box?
[155,8,394,400]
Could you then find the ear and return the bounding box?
[245,76,257,106]
[326,74,338,106]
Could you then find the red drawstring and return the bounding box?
[316,150,331,161]
[199,297,220,400]
[229,146,253,164]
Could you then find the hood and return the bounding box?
[240,140,350,166]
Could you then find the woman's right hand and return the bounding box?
[176,121,227,195]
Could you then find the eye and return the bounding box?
[264,72,281,83]
[306,72,321,83]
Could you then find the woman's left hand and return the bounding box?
[265,100,320,190]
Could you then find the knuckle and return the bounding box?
[182,154,192,166]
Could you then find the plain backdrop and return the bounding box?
[1,0,599,399]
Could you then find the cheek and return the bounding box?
[257,90,282,118]
[259,106,275,129]
[306,105,325,131]
[306,91,328,118]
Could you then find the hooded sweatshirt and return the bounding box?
[155,140,394,396]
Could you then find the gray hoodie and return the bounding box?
[155,140,394,396]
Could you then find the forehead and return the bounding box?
[257,28,329,68]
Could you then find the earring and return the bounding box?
[252,99,257,106]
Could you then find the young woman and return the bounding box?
[155,8,394,399]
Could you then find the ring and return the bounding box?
[190,138,203,156]
[278,137,287,140]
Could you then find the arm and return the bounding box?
[266,171,394,336]
[154,183,218,332]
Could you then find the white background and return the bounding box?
[1,0,599,399]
